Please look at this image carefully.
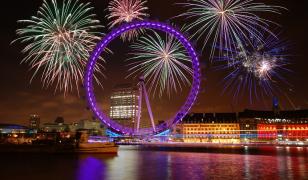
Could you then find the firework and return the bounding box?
[178,0,285,59]
[127,30,193,97]
[14,0,107,94]
[106,0,149,41]
[216,32,290,102]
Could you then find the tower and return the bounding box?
[272,97,280,115]
[29,114,40,129]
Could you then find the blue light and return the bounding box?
[154,129,171,137]
[106,129,122,137]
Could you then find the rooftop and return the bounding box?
[0,123,28,129]
[239,109,308,118]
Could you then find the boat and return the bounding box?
[77,141,118,153]
[76,132,118,154]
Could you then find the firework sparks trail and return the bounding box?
[178,0,285,60]
[216,32,291,102]
[107,0,149,41]
[127,30,193,97]
[14,0,109,94]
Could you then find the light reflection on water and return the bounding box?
[0,146,308,180]
[76,146,308,180]
[77,157,105,180]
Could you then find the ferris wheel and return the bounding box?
[84,21,201,136]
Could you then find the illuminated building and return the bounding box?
[281,124,308,140]
[177,113,240,143]
[109,84,139,128]
[29,114,40,129]
[0,124,31,144]
[0,124,29,134]
[239,111,258,140]
[174,109,308,143]
[258,124,277,140]
[240,109,308,141]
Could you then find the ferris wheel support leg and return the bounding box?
[142,83,156,132]
[136,84,143,134]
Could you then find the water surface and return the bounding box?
[0,146,307,180]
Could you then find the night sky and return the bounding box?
[0,0,308,125]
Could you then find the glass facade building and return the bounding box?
[109,84,139,128]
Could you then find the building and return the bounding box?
[176,113,240,143]
[0,124,32,144]
[41,117,69,132]
[241,109,308,141]
[42,123,69,132]
[109,83,139,128]
[174,108,308,143]
[40,117,106,135]
[238,111,258,140]
[29,114,40,129]
[76,119,105,136]
[0,124,29,134]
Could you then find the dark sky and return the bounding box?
[0,0,308,125]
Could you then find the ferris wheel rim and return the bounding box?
[84,20,201,136]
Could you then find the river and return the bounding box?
[0,145,307,180]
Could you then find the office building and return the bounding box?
[109,84,139,128]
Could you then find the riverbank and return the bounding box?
[118,141,308,147]
[1,142,308,155]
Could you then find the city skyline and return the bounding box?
[0,0,308,126]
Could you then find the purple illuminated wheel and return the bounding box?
[84,21,201,135]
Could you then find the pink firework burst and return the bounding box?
[106,0,149,41]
